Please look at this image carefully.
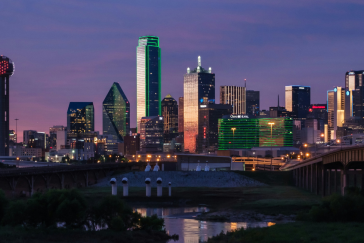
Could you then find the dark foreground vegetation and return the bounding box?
[208,188,364,243]
[0,189,177,243]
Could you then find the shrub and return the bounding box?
[139,215,165,231]
[1,200,26,226]
[0,190,8,222]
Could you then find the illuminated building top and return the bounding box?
[0,56,14,76]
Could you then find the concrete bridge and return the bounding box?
[281,145,364,196]
[0,162,144,196]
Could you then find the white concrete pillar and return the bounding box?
[168,182,172,197]
[157,177,162,197]
[110,178,117,196]
[122,177,128,197]
[162,164,165,171]
[145,178,151,197]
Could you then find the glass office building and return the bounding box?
[136,36,161,132]
[178,97,184,134]
[184,56,215,153]
[220,86,246,115]
[218,117,293,150]
[246,90,260,117]
[161,94,178,143]
[285,85,311,118]
[140,116,164,153]
[0,56,14,156]
[345,70,364,91]
[67,102,94,135]
[103,82,130,142]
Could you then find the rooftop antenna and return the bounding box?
[244,79,246,88]
[198,56,201,67]
[278,95,280,109]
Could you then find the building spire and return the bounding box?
[244,79,246,88]
[198,56,201,67]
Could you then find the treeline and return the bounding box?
[0,189,164,232]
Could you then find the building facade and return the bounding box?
[49,125,66,149]
[136,36,161,132]
[345,70,364,91]
[178,97,184,134]
[184,56,215,153]
[285,85,311,118]
[0,56,14,156]
[140,116,164,153]
[161,94,178,143]
[327,87,345,140]
[218,117,293,150]
[103,82,130,142]
[220,86,246,115]
[67,102,94,135]
[246,90,260,117]
[197,103,233,153]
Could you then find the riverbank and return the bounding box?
[206,222,364,243]
[0,227,176,243]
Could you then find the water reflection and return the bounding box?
[134,207,275,243]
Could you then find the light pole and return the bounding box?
[337,139,342,150]
[15,118,19,143]
[268,122,275,171]
[231,127,236,149]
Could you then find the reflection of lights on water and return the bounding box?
[200,221,208,229]
[230,222,237,230]
[267,222,276,227]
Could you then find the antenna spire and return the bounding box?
[198,56,201,67]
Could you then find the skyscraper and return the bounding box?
[220,86,246,115]
[178,97,184,134]
[103,82,130,142]
[140,116,164,153]
[161,94,178,143]
[285,86,311,118]
[136,36,161,132]
[0,56,14,156]
[184,56,215,153]
[246,90,260,117]
[327,87,345,140]
[345,70,364,91]
[67,102,94,135]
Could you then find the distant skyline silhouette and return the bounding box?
[2,0,364,141]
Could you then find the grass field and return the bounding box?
[207,222,364,243]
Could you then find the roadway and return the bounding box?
[0,160,67,168]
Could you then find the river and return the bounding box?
[134,206,276,243]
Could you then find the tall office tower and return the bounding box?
[136,36,161,132]
[220,86,246,115]
[23,130,47,149]
[67,102,94,134]
[140,116,164,153]
[9,130,16,143]
[285,86,311,118]
[0,56,14,156]
[103,82,130,142]
[327,87,345,140]
[197,103,233,153]
[178,97,184,134]
[184,56,215,153]
[49,125,66,149]
[246,90,260,117]
[345,70,364,91]
[352,87,364,120]
[161,94,178,143]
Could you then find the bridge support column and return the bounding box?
[25,176,35,197]
[306,166,309,190]
[327,169,331,195]
[315,163,319,195]
[335,169,337,194]
[341,169,347,196]
[321,164,326,197]
[7,177,18,196]
[310,164,313,193]
[84,172,89,187]
[362,167,364,190]
[42,175,51,190]
[295,169,299,186]
[354,169,357,188]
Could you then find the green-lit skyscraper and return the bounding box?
[67,102,94,134]
[103,82,130,142]
[136,36,161,132]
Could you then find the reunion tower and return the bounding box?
[0,56,14,156]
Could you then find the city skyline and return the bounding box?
[2,1,364,141]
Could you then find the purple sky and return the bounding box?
[3,0,364,141]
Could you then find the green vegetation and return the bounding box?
[0,162,16,169]
[0,189,175,243]
[207,222,364,243]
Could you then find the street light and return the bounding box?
[337,139,342,150]
[231,127,236,149]
[268,122,275,170]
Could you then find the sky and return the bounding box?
[2,0,364,142]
